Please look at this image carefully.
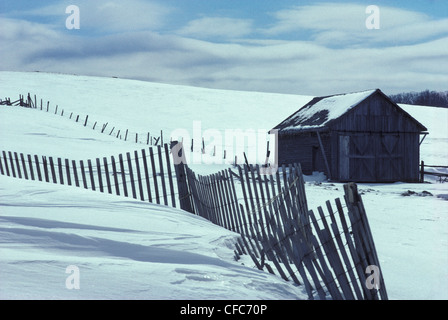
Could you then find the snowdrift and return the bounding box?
[0,72,447,300]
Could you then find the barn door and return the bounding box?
[377,134,403,181]
[350,134,376,181]
[339,133,404,182]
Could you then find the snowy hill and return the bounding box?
[0,72,447,300]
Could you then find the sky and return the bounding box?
[0,0,447,96]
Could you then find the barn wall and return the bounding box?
[330,93,423,134]
[402,133,421,182]
[278,132,332,176]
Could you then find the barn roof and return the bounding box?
[272,88,427,133]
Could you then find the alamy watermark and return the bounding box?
[66,5,80,30]
[365,5,380,29]
[365,265,381,290]
[65,265,80,289]
[170,121,278,174]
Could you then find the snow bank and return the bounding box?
[0,176,306,300]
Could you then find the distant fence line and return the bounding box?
[0,93,259,164]
[0,93,165,146]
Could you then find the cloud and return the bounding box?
[16,0,173,34]
[263,3,448,47]
[178,17,254,39]
[0,2,447,97]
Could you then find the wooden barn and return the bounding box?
[271,89,428,182]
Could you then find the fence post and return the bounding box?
[344,182,388,300]
[420,160,424,183]
[171,141,194,214]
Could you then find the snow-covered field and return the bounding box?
[0,72,447,300]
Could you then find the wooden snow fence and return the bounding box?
[0,141,388,300]
[0,144,178,207]
[177,158,388,300]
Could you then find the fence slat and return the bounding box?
[119,154,128,197]
[14,152,22,179]
[308,208,344,300]
[20,153,28,180]
[49,157,57,184]
[96,158,104,193]
[149,147,160,204]
[326,200,363,300]
[79,160,88,189]
[8,152,16,178]
[2,151,10,176]
[65,159,71,186]
[103,157,112,194]
[27,154,34,180]
[141,149,152,202]
[238,165,256,238]
[164,144,176,208]
[334,197,370,300]
[228,169,245,235]
[157,145,168,206]
[88,159,95,191]
[72,160,79,187]
[134,150,144,201]
[223,170,237,232]
[126,152,136,199]
[42,156,49,182]
[111,156,120,196]
[317,205,355,300]
[32,155,41,181]
[58,158,64,185]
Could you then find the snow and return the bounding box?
[280,89,376,131]
[0,71,313,141]
[1,72,447,300]
[399,104,448,167]
[0,176,307,300]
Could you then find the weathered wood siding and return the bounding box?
[329,93,423,133]
[278,91,425,182]
[278,132,331,175]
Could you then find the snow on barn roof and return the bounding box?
[272,89,377,133]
